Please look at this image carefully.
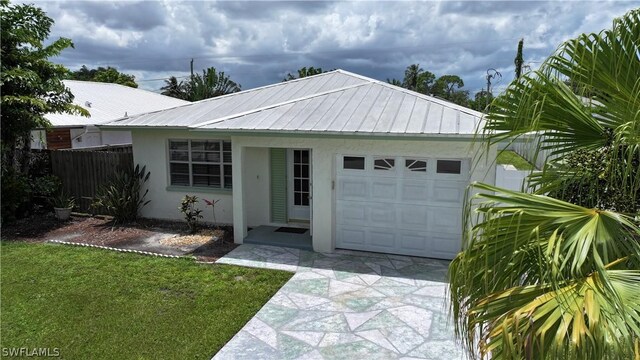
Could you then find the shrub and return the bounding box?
[92,165,151,223]
[32,175,61,198]
[547,147,639,214]
[0,168,31,223]
[180,195,202,234]
[31,175,61,210]
[27,150,53,178]
[50,191,75,209]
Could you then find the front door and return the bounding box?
[287,149,311,222]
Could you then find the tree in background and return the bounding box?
[403,64,436,94]
[388,65,470,106]
[284,66,328,81]
[67,65,138,88]
[514,38,524,79]
[1,0,87,221]
[386,78,403,87]
[185,67,241,101]
[401,64,422,91]
[160,67,241,102]
[387,64,436,94]
[449,9,640,359]
[160,76,189,100]
[468,89,494,112]
[431,74,464,98]
[431,75,469,106]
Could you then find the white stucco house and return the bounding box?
[31,80,189,150]
[101,70,495,260]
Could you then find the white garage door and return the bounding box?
[335,155,469,260]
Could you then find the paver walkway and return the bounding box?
[214,244,466,359]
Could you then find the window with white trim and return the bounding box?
[374,157,395,170]
[343,156,365,170]
[436,160,461,174]
[168,140,232,189]
[405,159,427,172]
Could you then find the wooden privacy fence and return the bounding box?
[51,147,134,212]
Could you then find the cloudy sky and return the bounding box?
[35,1,639,95]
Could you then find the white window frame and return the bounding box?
[403,157,429,174]
[436,159,463,175]
[342,155,366,171]
[168,139,232,189]
[373,156,397,172]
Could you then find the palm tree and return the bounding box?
[185,68,241,101]
[402,64,436,93]
[284,66,327,81]
[449,9,640,360]
[402,64,423,91]
[160,76,188,100]
[386,78,403,86]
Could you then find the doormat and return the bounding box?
[274,227,308,234]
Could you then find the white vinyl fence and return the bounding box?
[499,136,556,170]
[495,164,530,192]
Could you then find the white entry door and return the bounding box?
[287,149,311,221]
[335,155,469,260]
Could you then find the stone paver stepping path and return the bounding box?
[214,244,466,359]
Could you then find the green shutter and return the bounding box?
[270,148,287,223]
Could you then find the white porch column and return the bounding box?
[232,143,246,243]
[311,147,333,253]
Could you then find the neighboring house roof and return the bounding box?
[45,80,190,127]
[102,70,484,137]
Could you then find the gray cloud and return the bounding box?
[437,1,544,16]
[59,1,166,31]
[35,0,640,96]
[215,0,335,20]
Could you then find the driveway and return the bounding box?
[214,244,466,359]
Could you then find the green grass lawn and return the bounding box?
[0,242,292,359]
[496,150,535,170]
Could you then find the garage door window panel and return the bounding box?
[405,159,427,172]
[343,156,365,170]
[374,158,395,171]
[437,160,462,174]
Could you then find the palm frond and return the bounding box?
[452,9,640,360]
[450,183,640,359]
[473,268,640,360]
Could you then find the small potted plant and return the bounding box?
[51,191,75,221]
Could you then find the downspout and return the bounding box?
[70,127,90,147]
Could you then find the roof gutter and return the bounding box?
[96,125,191,130]
[187,128,478,141]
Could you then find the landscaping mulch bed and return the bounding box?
[2,214,155,246]
[2,213,238,262]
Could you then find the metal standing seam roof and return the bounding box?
[101,70,485,137]
[44,80,190,127]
